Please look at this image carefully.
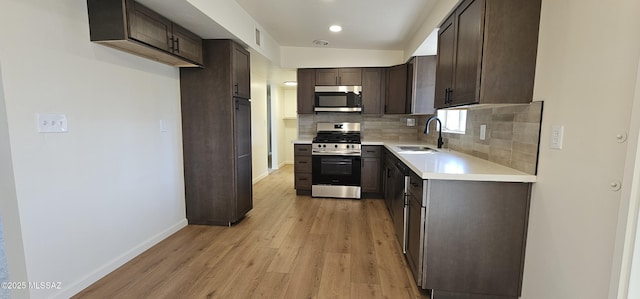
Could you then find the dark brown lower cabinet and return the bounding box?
[409,179,532,298]
[361,146,382,197]
[294,144,312,195]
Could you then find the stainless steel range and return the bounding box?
[312,122,362,199]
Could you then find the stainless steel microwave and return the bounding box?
[314,86,362,112]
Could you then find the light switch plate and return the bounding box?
[37,113,68,133]
[550,125,564,149]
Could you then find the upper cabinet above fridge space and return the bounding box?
[435,0,542,109]
[87,0,203,67]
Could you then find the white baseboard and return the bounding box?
[56,219,188,299]
[253,171,269,184]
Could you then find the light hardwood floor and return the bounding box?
[73,165,430,298]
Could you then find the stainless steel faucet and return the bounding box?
[424,116,444,149]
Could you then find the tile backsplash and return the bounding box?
[420,102,543,174]
[297,101,542,175]
[298,114,421,142]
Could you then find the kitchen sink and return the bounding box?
[397,145,438,153]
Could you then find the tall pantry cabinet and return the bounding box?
[180,39,253,226]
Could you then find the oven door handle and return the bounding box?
[312,152,361,156]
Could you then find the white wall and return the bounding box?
[282,89,298,164]
[522,0,640,298]
[629,210,640,298]
[404,0,458,59]
[0,1,188,297]
[186,0,281,65]
[0,61,29,299]
[250,51,270,182]
[268,84,285,169]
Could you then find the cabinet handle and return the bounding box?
[299,161,307,164]
[299,178,308,181]
[175,37,180,53]
[234,83,239,95]
[444,88,450,104]
[445,88,454,104]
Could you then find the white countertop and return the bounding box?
[293,139,536,183]
[382,142,536,183]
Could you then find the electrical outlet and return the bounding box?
[406,118,416,127]
[37,113,68,133]
[480,124,486,140]
[550,125,564,149]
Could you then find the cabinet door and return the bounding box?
[232,43,251,99]
[383,159,395,213]
[338,68,362,85]
[386,64,408,114]
[234,98,252,220]
[406,193,424,284]
[361,157,381,193]
[435,15,456,109]
[451,0,485,106]
[362,68,385,115]
[315,69,339,85]
[297,69,315,114]
[171,23,203,64]
[391,165,406,251]
[128,1,172,52]
[315,68,362,85]
[411,56,437,115]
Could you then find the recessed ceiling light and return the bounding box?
[284,81,297,86]
[313,39,329,46]
[329,25,342,32]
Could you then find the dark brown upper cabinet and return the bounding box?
[315,68,362,86]
[296,69,315,114]
[385,64,409,114]
[435,0,541,108]
[407,56,437,115]
[362,68,386,115]
[87,0,203,67]
[232,42,251,99]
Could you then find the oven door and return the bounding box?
[312,155,361,186]
[312,154,362,198]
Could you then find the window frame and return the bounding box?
[437,109,467,134]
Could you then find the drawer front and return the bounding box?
[294,144,312,156]
[294,156,312,173]
[295,172,312,190]
[361,145,381,158]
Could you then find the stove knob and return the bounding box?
[323,144,326,148]
[334,145,338,148]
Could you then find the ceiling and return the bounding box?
[139,0,439,54]
[233,0,438,51]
